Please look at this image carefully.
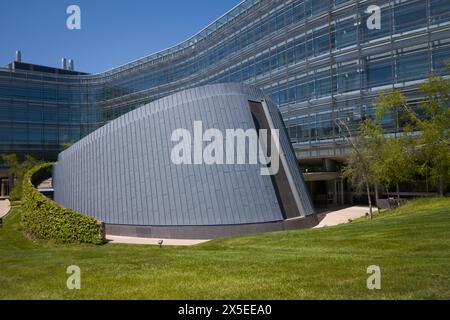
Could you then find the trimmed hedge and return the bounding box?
[21,163,105,244]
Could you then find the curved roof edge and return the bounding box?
[95,0,260,77]
[58,82,264,160]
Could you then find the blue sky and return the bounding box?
[0,0,241,74]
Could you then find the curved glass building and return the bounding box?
[1,0,449,202]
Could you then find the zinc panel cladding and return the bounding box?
[54,83,314,227]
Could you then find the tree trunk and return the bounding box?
[396,183,400,201]
[439,176,444,197]
[374,184,379,214]
[366,181,373,220]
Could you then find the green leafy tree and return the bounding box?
[61,142,74,150]
[376,76,450,196]
[370,93,417,199]
[338,119,377,218]
[417,77,450,195]
[357,118,386,205]
[341,73,447,210]
[372,135,416,200]
[0,154,41,201]
[375,91,416,135]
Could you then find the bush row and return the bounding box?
[21,163,105,244]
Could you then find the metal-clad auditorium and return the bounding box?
[53,84,316,238]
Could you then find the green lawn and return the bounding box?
[0,198,449,299]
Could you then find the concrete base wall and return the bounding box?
[105,215,319,240]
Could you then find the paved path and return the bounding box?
[107,206,376,244]
[0,199,11,219]
[106,235,210,246]
[315,206,375,228]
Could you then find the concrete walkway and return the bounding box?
[315,206,375,228]
[0,198,11,219]
[106,235,210,246]
[106,206,376,244]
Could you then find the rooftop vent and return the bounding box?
[15,50,22,62]
[61,58,67,70]
[68,59,74,71]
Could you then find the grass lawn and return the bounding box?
[0,198,449,299]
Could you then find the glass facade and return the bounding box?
[0,0,449,161]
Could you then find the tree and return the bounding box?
[372,135,416,200]
[336,72,449,208]
[358,118,386,205]
[61,142,74,150]
[375,91,417,135]
[0,154,41,201]
[376,76,450,196]
[417,77,450,195]
[337,118,377,219]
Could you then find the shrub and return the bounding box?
[21,163,105,244]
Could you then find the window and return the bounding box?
[278,89,288,105]
[286,43,295,65]
[315,73,332,97]
[42,85,58,102]
[394,0,427,33]
[367,57,393,87]
[338,63,360,93]
[294,38,307,62]
[316,113,334,140]
[0,126,10,143]
[59,127,72,144]
[293,1,305,22]
[13,104,27,122]
[296,78,314,102]
[307,0,329,16]
[28,127,43,144]
[12,126,27,144]
[334,0,350,6]
[0,103,11,121]
[43,106,58,122]
[288,86,297,103]
[396,50,429,82]
[313,29,330,55]
[432,45,450,74]
[58,107,71,123]
[28,105,43,123]
[430,0,450,23]
[336,17,358,49]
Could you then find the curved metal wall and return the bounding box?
[53,84,314,229]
